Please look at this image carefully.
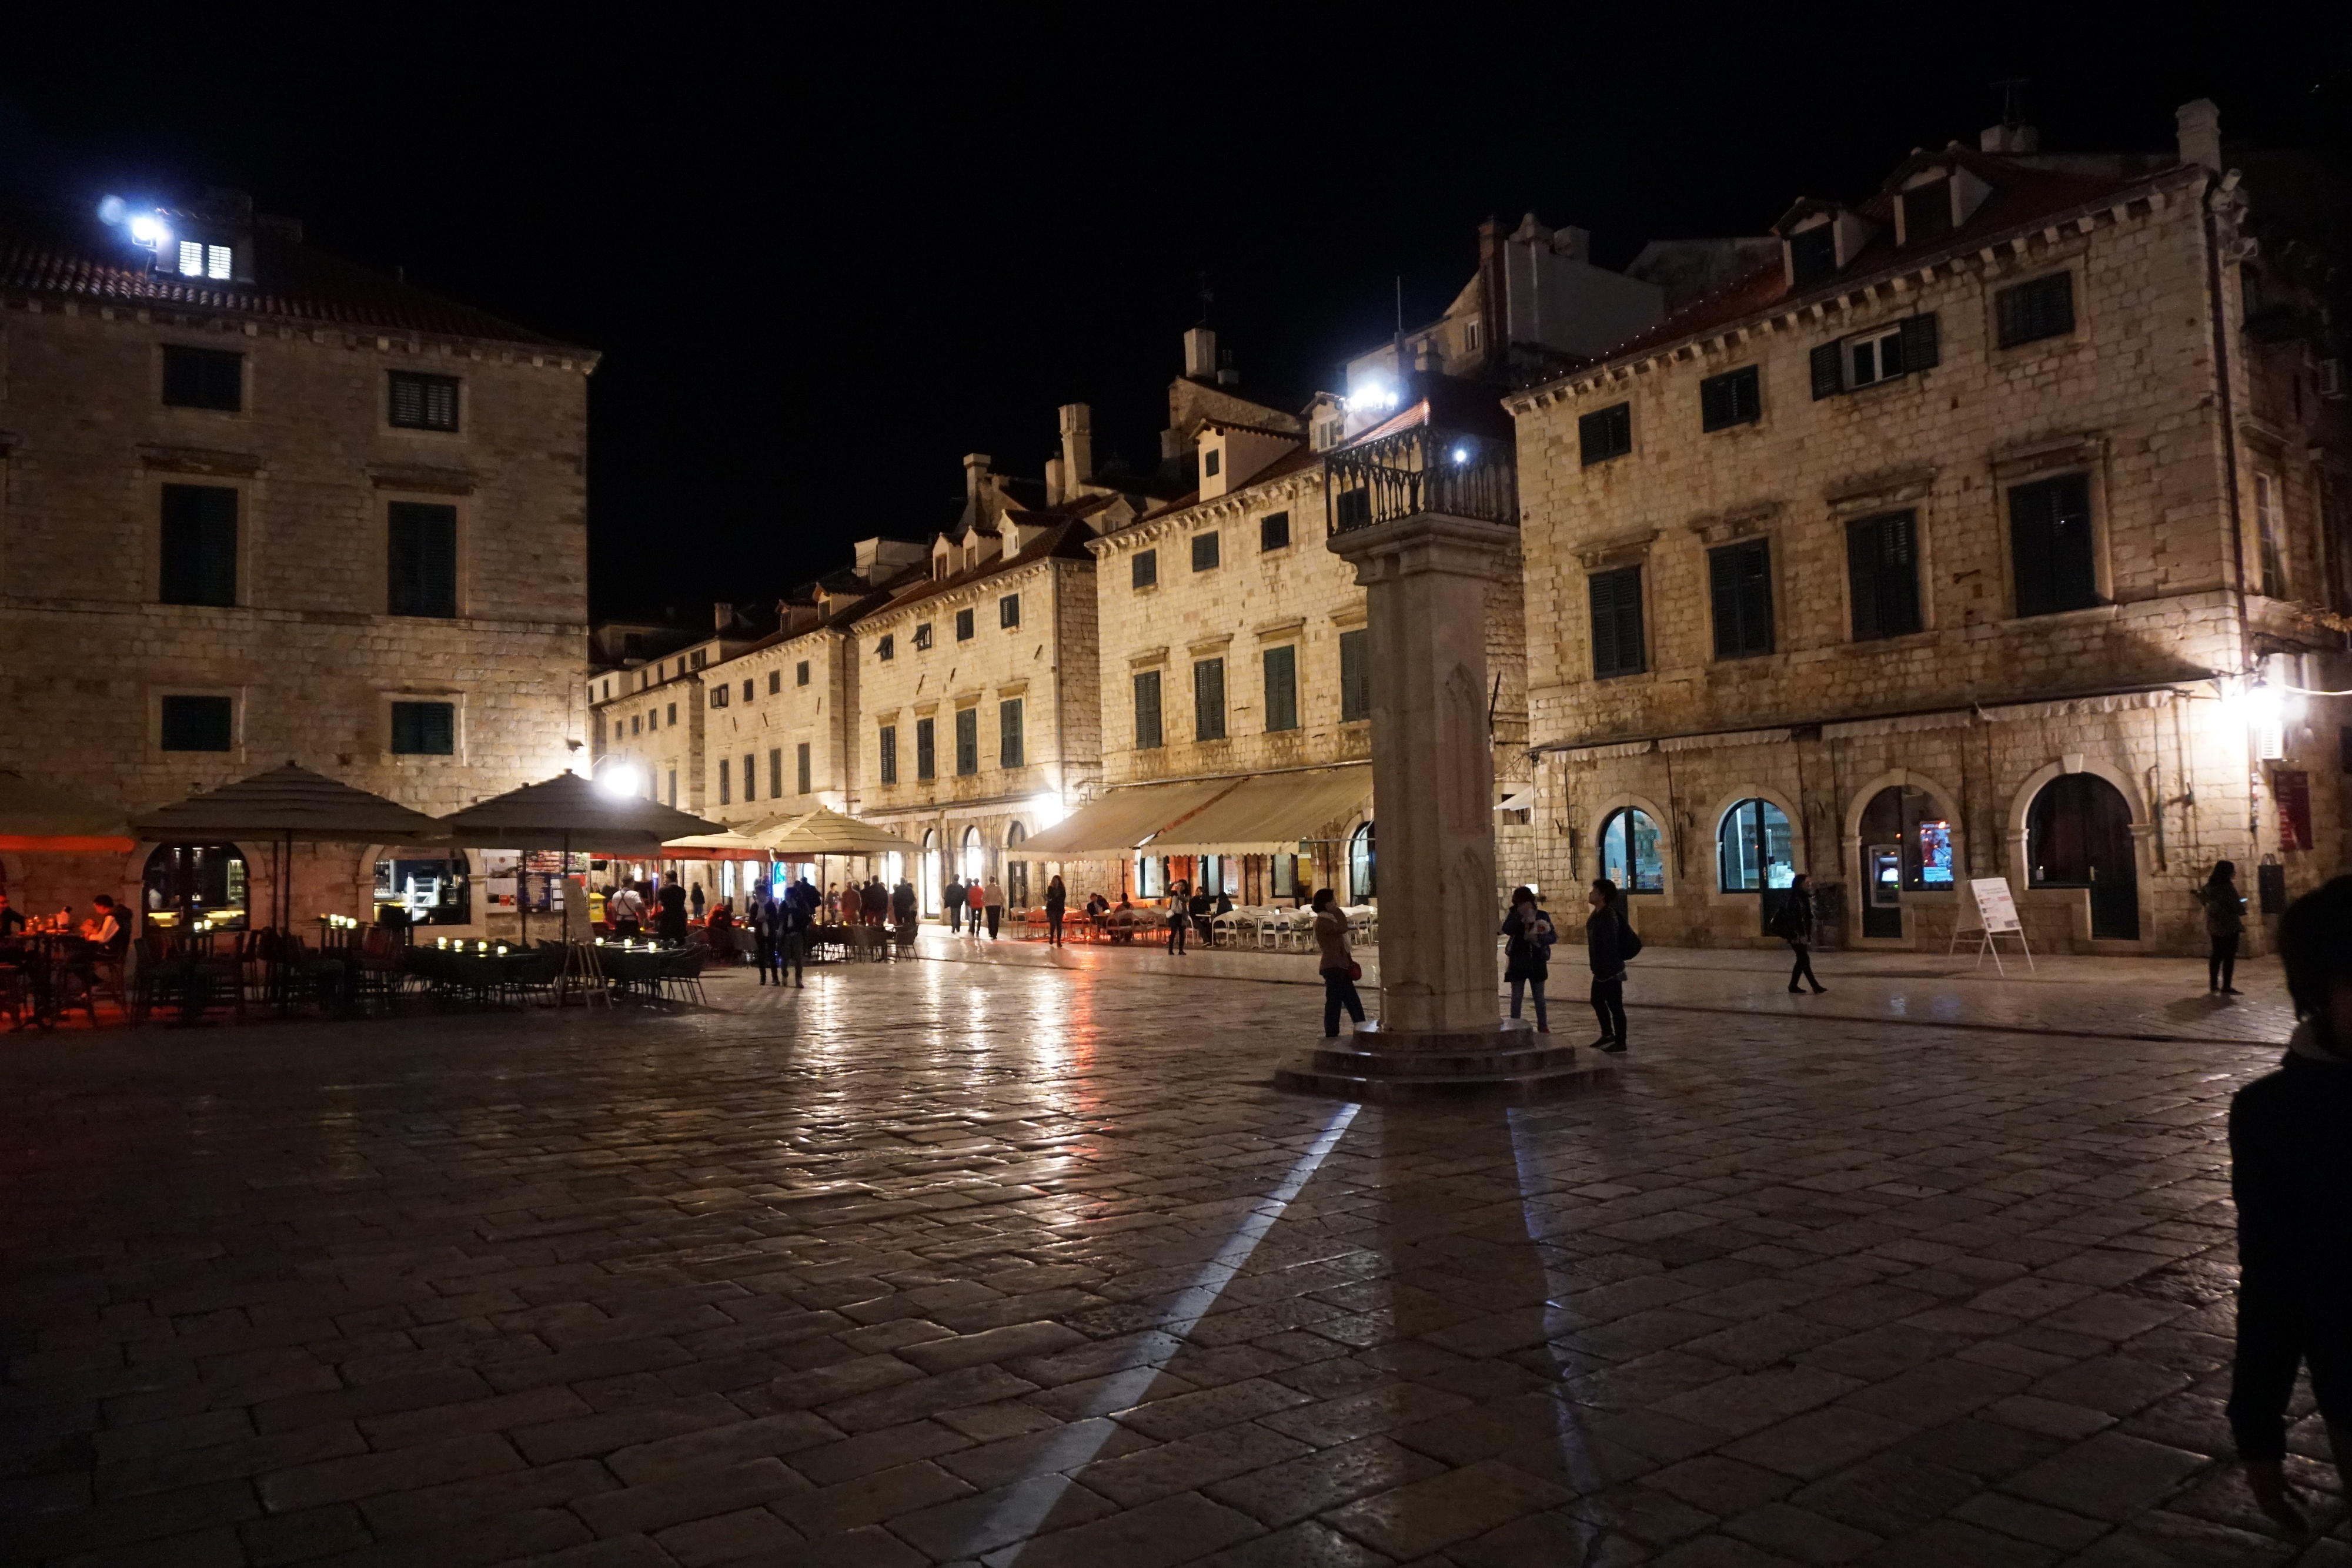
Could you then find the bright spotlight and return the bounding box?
[1451,444,1471,465]
[597,764,643,799]
[1348,378,1396,413]
[128,213,170,246]
[1028,791,1070,830]
[2244,681,2284,727]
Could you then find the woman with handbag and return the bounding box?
[1588,878,1630,1053]
[1500,885,1552,1033]
[1312,887,1365,1037]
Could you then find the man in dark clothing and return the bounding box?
[943,875,965,934]
[1586,878,1628,1053]
[653,882,689,943]
[2227,874,2352,1534]
[1772,873,1827,994]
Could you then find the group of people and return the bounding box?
[940,873,1008,940]
[597,879,687,943]
[0,890,131,954]
[1157,880,1235,955]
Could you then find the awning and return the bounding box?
[1020,778,1244,857]
[1498,787,1534,813]
[753,806,918,857]
[1146,766,1372,856]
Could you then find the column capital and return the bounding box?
[1327,511,1517,589]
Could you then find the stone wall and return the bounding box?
[699,628,854,825]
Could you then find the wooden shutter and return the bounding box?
[1711,541,1772,657]
[1810,343,1843,400]
[1898,312,1939,372]
[161,484,237,606]
[1847,512,1920,640]
[2010,476,2097,616]
[1339,630,1369,721]
[388,503,457,617]
[999,700,1023,768]
[1589,568,1643,678]
[1709,548,1740,657]
[1700,376,1730,432]
[770,748,784,795]
[1195,658,1225,741]
[1263,645,1298,730]
[1134,671,1161,748]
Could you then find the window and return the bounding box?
[162,346,242,411]
[1261,511,1291,551]
[2254,472,2286,599]
[1348,822,1375,902]
[630,714,641,737]
[1699,367,1760,432]
[1788,223,1837,286]
[1132,550,1158,589]
[742,679,754,703]
[1708,539,1774,658]
[742,751,757,802]
[1579,402,1632,465]
[1318,419,1345,449]
[1996,273,2074,347]
[667,771,676,807]
[387,372,460,432]
[1263,645,1298,732]
[666,702,676,726]
[1339,629,1371,722]
[797,741,812,794]
[999,698,1024,768]
[1134,670,1163,748]
[1000,594,1020,628]
[1193,657,1227,741]
[1600,807,1665,893]
[1718,798,1796,891]
[718,758,731,805]
[914,622,933,650]
[1464,318,1482,352]
[1847,510,1922,640]
[1192,532,1220,572]
[1589,566,1645,678]
[769,747,783,797]
[1812,314,1939,396]
[390,701,454,756]
[1900,181,1953,247]
[172,240,233,280]
[795,660,810,687]
[2008,473,2099,616]
[916,716,936,780]
[159,484,238,606]
[767,669,781,695]
[1204,448,1222,478]
[879,725,898,785]
[955,707,979,775]
[161,695,233,752]
[877,633,894,660]
[709,684,729,708]
[955,607,974,641]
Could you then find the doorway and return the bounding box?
[2027,773,2139,940]
[1855,784,1956,940]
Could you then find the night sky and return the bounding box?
[6,11,2346,623]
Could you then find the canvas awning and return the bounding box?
[0,771,135,853]
[131,763,444,844]
[437,773,726,852]
[660,831,776,860]
[1145,766,1372,856]
[751,806,917,857]
[1018,778,1244,857]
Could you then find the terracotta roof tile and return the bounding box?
[857,517,1098,622]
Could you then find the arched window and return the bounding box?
[1599,807,1664,893]
[142,842,249,929]
[1005,823,1028,908]
[2028,773,2139,939]
[1716,800,1793,892]
[960,825,985,884]
[1348,821,1376,903]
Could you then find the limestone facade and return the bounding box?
[0,193,595,929]
[1508,106,2350,955]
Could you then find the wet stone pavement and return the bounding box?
[0,955,2344,1567]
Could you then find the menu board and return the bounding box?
[1969,877,2022,933]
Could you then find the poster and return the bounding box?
[1969,877,2021,933]
[2274,769,2313,852]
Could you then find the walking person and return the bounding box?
[2225,875,2352,1534]
[1500,885,1552,1034]
[1772,873,1827,994]
[891,878,917,952]
[2198,860,2249,995]
[983,878,1005,940]
[780,878,811,987]
[750,891,776,985]
[1165,880,1190,955]
[1588,878,1629,1053]
[607,882,645,940]
[964,878,986,936]
[689,881,706,922]
[943,872,965,934]
[1312,887,1365,1037]
[1044,875,1067,947]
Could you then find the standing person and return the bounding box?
[981,877,1005,940]
[891,878,917,947]
[607,882,645,940]
[860,877,884,927]
[2197,860,2249,995]
[1312,888,1364,1037]
[690,881,706,921]
[750,891,776,985]
[779,878,811,987]
[1772,874,1827,994]
[1165,880,1190,955]
[1500,885,1552,1034]
[1588,878,1629,1053]
[654,882,689,944]
[2226,875,2352,1533]
[943,871,965,934]
[1044,875,1068,947]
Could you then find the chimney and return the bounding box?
[1979,121,2040,154]
[1217,348,1238,387]
[713,601,733,634]
[1184,326,1217,381]
[1043,455,1065,506]
[1059,402,1093,489]
[962,452,992,503]
[2176,99,2222,173]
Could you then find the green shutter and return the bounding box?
[1898,312,1939,373]
[1339,630,1370,721]
[1134,670,1162,748]
[161,484,238,606]
[388,503,457,617]
[1262,645,1298,731]
[1809,343,1843,400]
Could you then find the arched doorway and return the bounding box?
[1718,798,1795,933]
[142,843,250,930]
[920,830,939,914]
[1005,823,1028,908]
[1347,822,1375,904]
[2028,773,2139,939]
[1855,784,1955,939]
[1599,807,1664,894]
[960,826,985,885]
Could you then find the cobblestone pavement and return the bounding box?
[1,957,2344,1567]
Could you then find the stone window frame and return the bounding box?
[1575,530,1658,683]
[377,689,466,763]
[149,686,245,760]
[1591,792,1675,899]
[145,470,255,609]
[1699,783,1803,911]
[383,496,466,620]
[1825,472,1939,646]
[158,342,247,416]
[1990,434,2112,623]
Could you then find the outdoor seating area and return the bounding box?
[995,902,1374,948]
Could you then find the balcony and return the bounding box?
[1325,427,1516,536]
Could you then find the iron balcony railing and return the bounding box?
[1325,426,1518,536]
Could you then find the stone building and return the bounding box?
[1508,102,2350,956]
[0,189,597,929]
[584,603,770,817]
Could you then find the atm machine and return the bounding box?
[1863,844,1903,938]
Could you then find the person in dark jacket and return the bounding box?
[1587,878,1628,1053]
[1500,885,1552,1033]
[1044,875,1068,947]
[1771,873,1826,994]
[943,874,965,934]
[1165,880,1190,955]
[654,882,689,943]
[1189,884,1215,946]
[2227,875,2352,1534]
[2197,860,2249,995]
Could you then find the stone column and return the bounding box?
[1328,511,1514,1038]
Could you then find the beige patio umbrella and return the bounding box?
[752,805,917,857]
[0,771,136,854]
[437,773,727,942]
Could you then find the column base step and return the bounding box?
[1273,1022,1622,1102]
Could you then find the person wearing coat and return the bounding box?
[982,879,1006,940]
[2196,860,2249,995]
[862,878,888,926]
[1587,878,1628,1053]
[1771,873,1826,994]
[1165,880,1191,955]
[1499,885,1552,1033]
[943,875,965,934]
[965,878,986,936]
[654,882,689,944]
[1044,875,1068,947]
[1312,887,1364,1037]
